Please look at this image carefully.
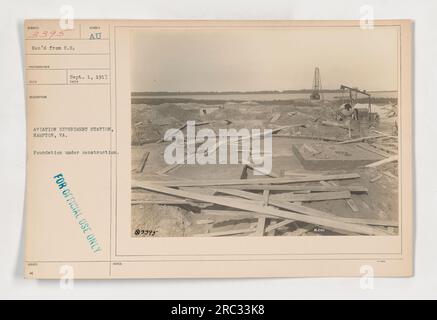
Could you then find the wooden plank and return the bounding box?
[319,180,331,187]
[327,180,358,213]
[263,190,270,206]
[220,184,368,193]
[337,134,388,145]
[137,151,150,173]
[195,219,215,225]
[134,182,389,235]
[211,188,389,235]
[210,217,257,224]
[370,174,383,183]
[135,173,360,187]
[370,130,398,138]
[371,143,398,154]
[284,173,360,180]
[270,191,351,202]
[355,143,390,158]
[132,193,249,205]
[274,134,342,142]
[202,210,272,219]
[202,209,398,227]
[255,217,266,236]
[216,188,353,222]
[383,171,398,180]
[294,190,310,194]
[365,155,398,168]
[340,217,398,227]
[265,219,294,233]
[132,199,189,205]
[332,184,357,214]
[194,228,256,237]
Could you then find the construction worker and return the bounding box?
[338,103,357,138]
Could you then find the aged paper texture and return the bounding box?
[24,20,413,279]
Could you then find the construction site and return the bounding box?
[130,68,399,238]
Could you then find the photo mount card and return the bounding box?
[24,19,413,279]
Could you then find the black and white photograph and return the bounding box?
[130,26,400,238]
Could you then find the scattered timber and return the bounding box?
[255,217,267,236]
[202,210,268,219]
[195,228,256,237]
[201,210,398,227]
[370,174,383,183]
[134,173,360,188]
[371,143,398,155]
[269,190,351,202]
[337,134,389,145]
[263,190,270,206]
[274,134,342,142]
[365,155,398,168]
[134,182,389,235]
[265,220,295,233]
[383,171,398,180]
[326,180,358,212]
[211,188,389,235]
[219,184,368,193]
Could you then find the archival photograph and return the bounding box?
[130,26,399,238]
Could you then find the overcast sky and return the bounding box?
[130,26,398,92]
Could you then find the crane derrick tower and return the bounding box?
[310,67,322,100]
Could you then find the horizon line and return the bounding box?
[131,89,398,95]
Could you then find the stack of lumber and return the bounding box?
[132,172,398,237]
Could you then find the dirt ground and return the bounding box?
[131,97,399,237]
